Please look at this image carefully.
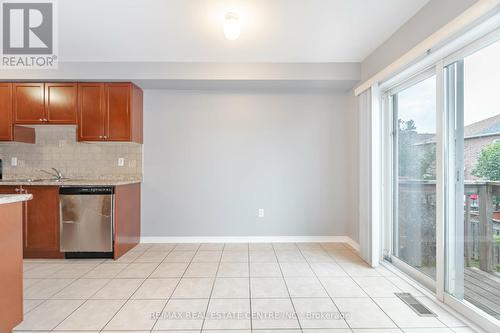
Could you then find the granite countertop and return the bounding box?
[0,194,33,205]
[0,179,142,186]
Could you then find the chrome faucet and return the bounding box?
[37,168,64,180]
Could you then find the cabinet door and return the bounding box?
[78,83,105,141]
[45,83,77,124]
[13,83,45,124]
[0,83,13,140]
[105,83,131,141]
[0,186,28,249]
[23,186,61,255]
[0,186,20,194]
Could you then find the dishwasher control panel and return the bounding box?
[60,186,114,195]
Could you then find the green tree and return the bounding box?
[472,141,500,181]
[419,146,436,180]
[398,119,418,178]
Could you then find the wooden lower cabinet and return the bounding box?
[0,184,140,259]
[114,183,141,259]
[0,201,24,333]
[23,186,62,258]
[0,186,63,258]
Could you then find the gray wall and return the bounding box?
[141,90,356,237]
[361,0,478,80]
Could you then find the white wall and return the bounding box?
[361,0,478,80]
[141,90,356,238]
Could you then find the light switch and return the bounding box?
[11,157,17,166]
[118,157,125,167]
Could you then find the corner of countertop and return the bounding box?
[0,194,33,205]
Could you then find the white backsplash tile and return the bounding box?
[0,126,142,180]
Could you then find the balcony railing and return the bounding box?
[464,181,500,273]
[398,180,500,273]
[398,180,500,319]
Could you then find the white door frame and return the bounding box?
[379,28,500,332]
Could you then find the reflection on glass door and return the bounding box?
[393,75,437,280]
[447,39,500,320]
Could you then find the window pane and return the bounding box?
[394,75,437,280]
[450,39,500,320]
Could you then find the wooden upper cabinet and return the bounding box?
[13,83,45,124]
[78,82,143,143]
[45,83,77,124]
[0,83,35,143]
[0,83,13,140]
[106,83,131,141]
[78,83,105,141]
[5,81,142,142]
[12,82,77,124]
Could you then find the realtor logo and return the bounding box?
[1,0,57,68]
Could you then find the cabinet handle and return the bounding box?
[39,118,43,122]
[15,188,20,192]
[44,118,48,122]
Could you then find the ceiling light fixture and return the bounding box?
[224,12,240,40]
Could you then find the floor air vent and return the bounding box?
[395,292,437,317]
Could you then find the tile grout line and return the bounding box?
[371,265,453,329]
[18,243,471,333]
[37,258,135,332]
[22,269,62,315]
[272,243,303,332]
[23,260,80,305]
[199,243,227,332]
[26,257,127,332]
[380,261,472,330]
[151,243,203,333]
[94,243,171,333]
[323,245,404,331]
[296,243,352,331]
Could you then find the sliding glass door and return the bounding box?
[385,29,500,330]
[446,38,500,321]
[392,74,437,282]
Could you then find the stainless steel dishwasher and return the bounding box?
[59,186,114,258]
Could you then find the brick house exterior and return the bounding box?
[414,114,500,181]
[463,114,500,180]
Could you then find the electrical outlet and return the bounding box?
[11,157,17,167]
[118,158,125,167]
[258,208,264,218]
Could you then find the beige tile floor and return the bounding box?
[15,242,479,333]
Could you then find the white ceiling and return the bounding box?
[59,0,429,63]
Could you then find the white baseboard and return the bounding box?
[140,235,360,250]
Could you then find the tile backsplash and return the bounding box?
[0,126,142,180]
